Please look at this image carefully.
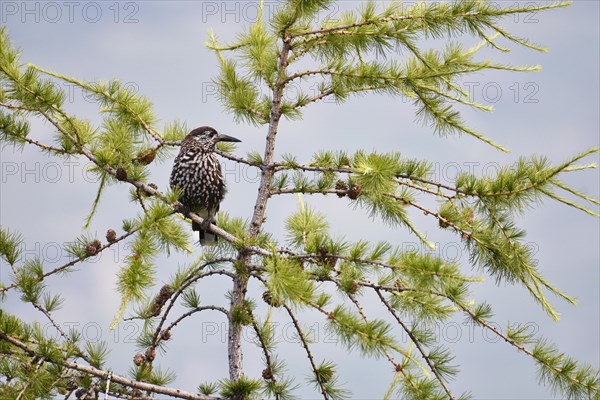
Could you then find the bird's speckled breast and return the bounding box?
[170,143,226,212]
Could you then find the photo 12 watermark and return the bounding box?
[1,160,102,184]
[199,80,541,106]
[39,319,540,347]
[0,1,140,24]
[200,1,339,24]
[198,1,542,25]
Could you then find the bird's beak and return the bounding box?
[216,134,241,143]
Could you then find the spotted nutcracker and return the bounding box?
[170,126,241,245]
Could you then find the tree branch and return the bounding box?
[346,292,404,372]
[375,288,456,400]
[225,27,294,382]
[282,304,329,399]
[0,229,138,294]
[215,149,261,168]
[0,332,218,400]
[165,305,230,334]
[150,265,235,353]
[249,318,280,398]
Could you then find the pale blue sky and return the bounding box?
[1,1,599,399]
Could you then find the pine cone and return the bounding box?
[136,148,157,165]
[106,229,117,243]
[85,244,97,257]
[159,284,174,298]
[318,245,336,270]
[91,239,102,251]
[318,245,328,258]
[133,353,145,366]
[161,330,172,341]
[262,290,282,307]
[347,183,362,200]
[334,179,347,198]
[150,285,174,317]
[262,368,273,380]
[145,347,156,362]
[115,167,128,181]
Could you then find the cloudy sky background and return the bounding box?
[1,1,599,399]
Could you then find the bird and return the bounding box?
[170,126,241,245]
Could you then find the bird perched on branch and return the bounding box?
[170,126,241,245]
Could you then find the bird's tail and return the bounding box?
[192,221,218,246]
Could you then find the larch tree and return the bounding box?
[1,1,599,399]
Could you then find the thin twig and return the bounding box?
[375,289,456,400]
[282,304,329,399]
[347,293,404,371]
[1,230,138,294]
[165,305,230,334]
[32,302,70,342]
[150,264,235,351]
[136,187,149,215]
[292,13,420,38]
[269,188,346,196]
[250,318,280,399]
[15,356,45,400]
[273,162,352,173]
[215,149,261,168]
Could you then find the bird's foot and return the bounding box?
[174,202,191,217]
[200,217,213,232]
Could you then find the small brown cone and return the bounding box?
[106,229,117,243]
[262,368,273,380]
[262,290,282,307]
[145,347,156,362]
[133,353,145,366]
[335,179,347,198]
[115,167,128,181]
[161,330,172,341]
[347,183,362,200]
[85,244,97,257]
[150,285,174,317]
[136,148,157,165]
